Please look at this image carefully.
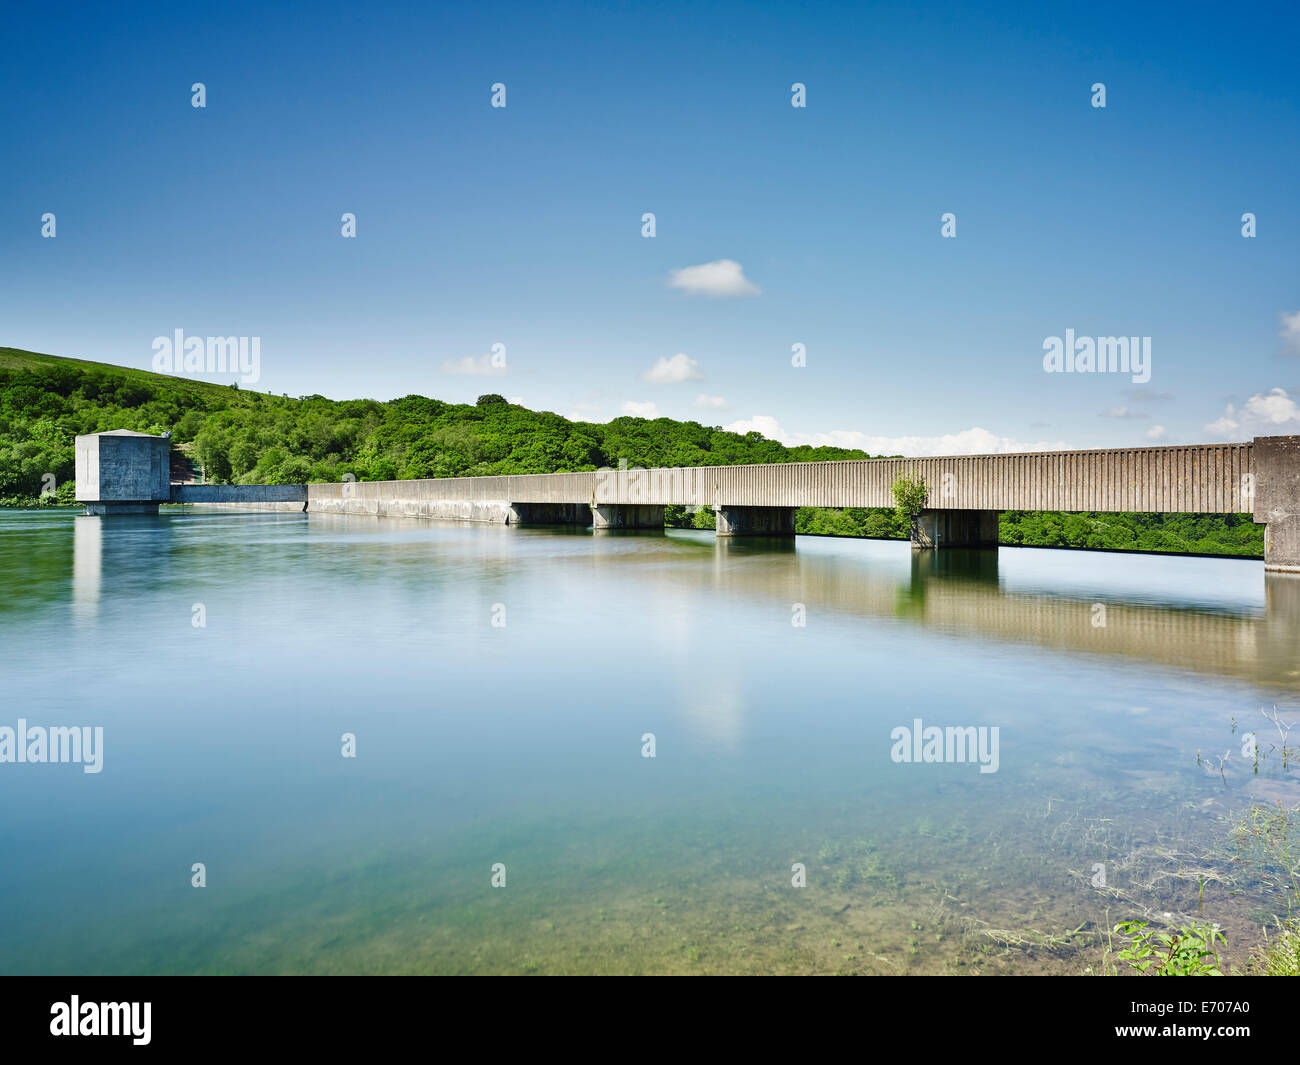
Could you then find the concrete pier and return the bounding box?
[507,502,592,526]
[1254,435,1300,573]
[591,504,665,530]
[913,509,999,549]
[715,505,796,536]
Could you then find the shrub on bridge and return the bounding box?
[891,474,928,535]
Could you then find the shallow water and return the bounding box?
[1,507,1298,974]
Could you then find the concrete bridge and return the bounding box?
[74,430,1300,571]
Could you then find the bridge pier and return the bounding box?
[591,504,664,530]
[507,502,592,526]
[913,509,999,550]
[715,505,796,537]
[1255,435,1300,573]
[1264,516,1300,573]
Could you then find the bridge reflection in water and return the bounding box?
[64,511,1300,693]
[585,532,1300,693]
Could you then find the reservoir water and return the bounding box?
[2,507,1298,974]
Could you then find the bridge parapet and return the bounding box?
[599,443,1256,513]
[302,442,1258,513]
[170,484,307,506]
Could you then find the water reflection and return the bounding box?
[17,510,1300,695]
[647,536,1297,693]
[71,516,101,623]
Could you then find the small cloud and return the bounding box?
[1281,311,1300,354]
[1145,424,1167,441]
[693,393,730,411]
[441,354,506,377]
[668,259,760,297]
[1128,388,1174,402]
[1204,387,1300,437]
[1206,411,1239,435]
[566,402,608,423]
[1242,387,1300,424]
[642,353,703,384]
[507,396,524,405]
[621,400,660,419]
[1100,406,1146,419]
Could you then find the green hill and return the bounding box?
[0,346,1264,558]
[0,347,279,404]
[0,345,874,499]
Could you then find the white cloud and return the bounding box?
[1101,406,1146,419]
[641,353,703,384]
[1204,387,1300,437]
[721,416,1066,456]
[1145,424,1167,441]
[667,259,760,297]
[1281,311,1300,354]
[693,393,730,411]
[1246,388,1300,423]
[621,400,660,419]
[440,353,506,376]
[566,402,608,423]
[507,396,524,405]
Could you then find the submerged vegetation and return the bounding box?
[0,346,1267,557]
[1101,715,1300,976]
[48,783,1291,976]
[1246,918,1300,975]
[1100,797,1300,977]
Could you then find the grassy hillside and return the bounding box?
[0,347,276,404]
[0,345,873,499]
[0,346,1265,558]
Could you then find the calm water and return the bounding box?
[2,507,1298,974]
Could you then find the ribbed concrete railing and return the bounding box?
[305,442,1257,514]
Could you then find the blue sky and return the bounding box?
[2,0,1298,454]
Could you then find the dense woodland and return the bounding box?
[804,506,1262,557]
[0,348,1265,558]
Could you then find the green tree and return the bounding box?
[891,474,928,537]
